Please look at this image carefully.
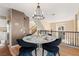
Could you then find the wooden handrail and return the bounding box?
[38,30,79,47]
[39,30,79,33]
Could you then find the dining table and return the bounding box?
[22,34,57,56]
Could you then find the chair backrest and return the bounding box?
[16,39,37,47]
[8,45,21,56]
[26,34,32,36]
[51,38,62,46]
[43,38,62,47]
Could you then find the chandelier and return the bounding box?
[32,3,45,20]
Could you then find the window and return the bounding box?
[0,16,8,46]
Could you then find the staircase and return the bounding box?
[30,20,45,35]
[30,25,37,34]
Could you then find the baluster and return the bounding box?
[74,32,76,46]
[70,33,72,46]
[67,32,69,45]
[76,32,78,47]
[67,32,69,44]
[64,32,66,44]
[68,32,70,45]
[78,33,79,46]
[75,32,76,46]
[66,32,68,44]
[69,32,71,45]
[70,33,71,45]
[75,32,77,46]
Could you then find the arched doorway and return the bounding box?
[58,26,65,40]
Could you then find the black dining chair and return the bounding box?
[42,38,61,56]
[16,39,37,56]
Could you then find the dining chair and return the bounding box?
[42,38,61,56]
[16,39,37,56]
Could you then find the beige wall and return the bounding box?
[50,23,56,31]
[77,20,79,32]
[9,9,29,45]
[52,20,75,44]
[55,20,75,31]
[50,20,75,31]
[30,20,51,30]
[30,20,75,32]
[41,20,51,30]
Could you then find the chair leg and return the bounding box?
[53,52,56,56]
[35,49,37,56]
[58,51,60,56]
[42,49,44,56]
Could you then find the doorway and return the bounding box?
[58,26,65,39]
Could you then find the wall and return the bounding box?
[50,20,75,45]
[50,20,75,31]
[0,7,9,16]
[50,23,56,31]
[41,20,51,30]
[56,20,75,31]
[77,20,79,46]
[77,20,79,32]
[0,7,9,46]
[56,20,75,44]
[9,9,29,45]
[29,20,51,35]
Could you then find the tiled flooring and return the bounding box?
[0,44,79,56]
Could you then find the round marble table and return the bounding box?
[23,35,56,44]
[22,35,57,56]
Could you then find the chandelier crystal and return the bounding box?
[32,3,45,20]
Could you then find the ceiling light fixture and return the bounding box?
[32,3,45,20]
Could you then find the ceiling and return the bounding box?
[0,3,79,22]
